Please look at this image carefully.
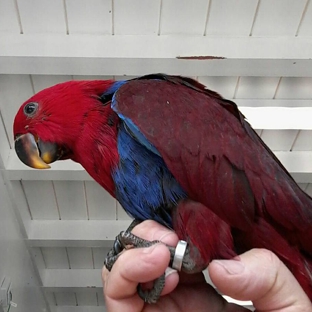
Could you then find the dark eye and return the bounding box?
[23,102,38,117]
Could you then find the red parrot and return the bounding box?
[13,74,312,302]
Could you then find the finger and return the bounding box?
[208,248,312,311]
[104,244,179,311]
[131,220,179,246]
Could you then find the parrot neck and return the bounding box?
[73,105,120,197]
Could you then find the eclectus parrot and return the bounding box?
[13,74,312,302]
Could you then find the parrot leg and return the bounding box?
[105,229,198,303]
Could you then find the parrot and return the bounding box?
[13,73,312,303]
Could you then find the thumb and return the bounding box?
[208,249,312,311]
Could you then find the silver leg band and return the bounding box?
[172,240,187,271]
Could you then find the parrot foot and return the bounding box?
[104,230,164,303]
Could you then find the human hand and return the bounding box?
[102,220,312,312]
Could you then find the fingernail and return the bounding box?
[165,267,177,278]
[214,259,245,275]
[142,243,160,254]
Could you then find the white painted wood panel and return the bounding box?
[114,0,160,35]
[292,130,312,151]
[97,291,105,306]
[198,76,238,98]
[17,0,66,34]
[93,248,110,269]
[235,77,280,99]
[85,181,116,219]
[252,0,307,36]
[66,0,112,35]
[0,74,33,145]
[76,292,98,306]
[53,181,88,220]
[305,183,312,196]
[275,77,312,99]
[10,181,32,221]
[45,291,57,306]
[22,181,59,219]
[261,130,299,151]
[41,247,69,269]
[0,108,10,163]
[55,292,77,306]
[32,75,72,93]
[160,0,209,35]
[117,202,132,220]
[0,0,20,33]
[73,75,114,81]
[67,247,94,269]
[298,0,312,36]
[205,0,258,36]
[298,183,308,191]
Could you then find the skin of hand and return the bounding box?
[102,220,312,312]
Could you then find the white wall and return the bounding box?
[0,171,48,312]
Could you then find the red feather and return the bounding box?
[114,76,312,298]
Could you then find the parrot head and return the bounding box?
[13,80,116,169]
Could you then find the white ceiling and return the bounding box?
[1,0,312,311]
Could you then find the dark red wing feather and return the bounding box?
[113,76,312,257]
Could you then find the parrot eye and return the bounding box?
[24,102,38,117]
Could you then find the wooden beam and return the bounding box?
[26,220,132,247]
[1,34,312,76]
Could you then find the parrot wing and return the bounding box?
[111,74,312,256]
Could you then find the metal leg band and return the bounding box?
[172,240,187,271]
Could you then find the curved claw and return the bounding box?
[137,274,165,304]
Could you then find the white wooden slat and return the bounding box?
[55,292,77,306]
[240,107,312,130]
[251,0,307,36]
[76,292,98,306]
[17,0,66,34]
[3,35,312,77]
[53,308,106,312]
[30,248,47,271]
[85,181,116,220]
[305,183,312,196]
[0,109,10,165]
[73,75,114,81]
[10,181,32,222]
[198,76,238,99]
[0,74,33,146]
[97,291,105,306]
[44,291,57,306]
[92,248,110,269]
[260,130,299,151]
[66,0,112,35]
[41,247,69,269]
[22,180,59,219]
[275,77,312,99]
[0,0,20,33]
[298,183,308,191]
[160,0,209,35]
[235,77,280,99]
[53,181,88,220]
[117,202,132,220]
[205,0,258,36]
[298,0,312,36]
[31,75,72,93]
[236,99,312,107]
[67,247,94,269]
[114,0,160,35]
[292,130,312,151]
[43,269,102,287]
[26,220,132,246]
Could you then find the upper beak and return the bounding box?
[14,133,61,169]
